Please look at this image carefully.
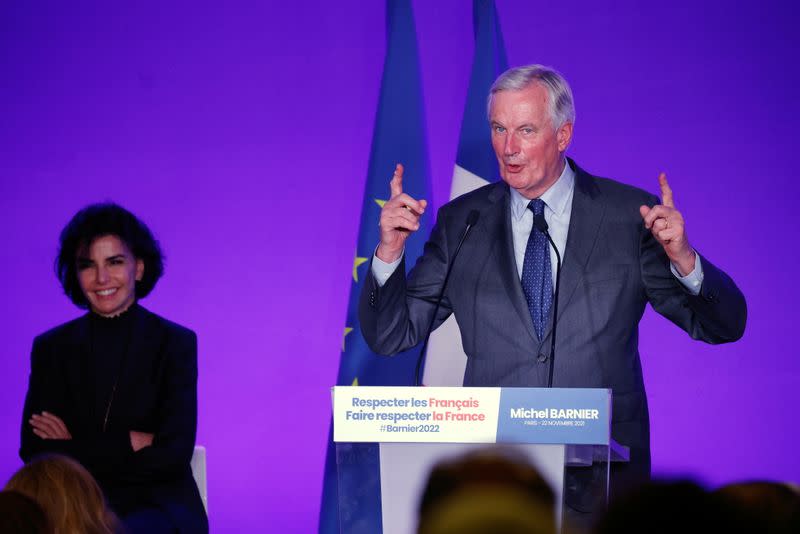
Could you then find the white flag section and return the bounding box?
[423,164,490,386]
[422,0,507,386]
[448,163,490,199]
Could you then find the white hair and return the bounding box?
[488,64,576,129]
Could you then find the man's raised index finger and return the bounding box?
[658,172,674,208]
[390,163,404,198]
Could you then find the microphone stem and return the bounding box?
[544,231,561,388]
[414,222,475,386]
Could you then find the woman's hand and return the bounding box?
[130,431,154,452]
[29,412,72,440]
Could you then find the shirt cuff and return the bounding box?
[371,249,403,287]
[670,251,703,296]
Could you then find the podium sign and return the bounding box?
[333,386,610,445]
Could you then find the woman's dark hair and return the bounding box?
[56,203,164,308]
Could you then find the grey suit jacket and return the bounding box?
[359,160,746,476]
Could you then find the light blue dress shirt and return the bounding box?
[509,159,574,287]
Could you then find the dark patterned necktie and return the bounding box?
[521,199,552,340]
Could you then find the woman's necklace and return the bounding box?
[88,309,134,433]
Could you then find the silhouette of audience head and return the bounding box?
[593,478,778,534]
[5,454,118,534]
[714,480,800,533]
[0,490,50,533]
[417,447,556,534]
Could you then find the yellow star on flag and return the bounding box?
[353,256,368,282]
[374,198,387,208]
[342,327,353,352]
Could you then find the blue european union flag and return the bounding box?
[319,1,431,531]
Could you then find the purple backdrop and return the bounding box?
[1,1,798,531]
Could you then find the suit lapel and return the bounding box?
[467,167,603,346]
[488,185,539,344]
[543,163,605,340]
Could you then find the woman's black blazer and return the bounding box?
[20,304,208,533]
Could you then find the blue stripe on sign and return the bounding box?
[496,388,611,445]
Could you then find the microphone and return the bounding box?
[533,213,562,388]
[414,209,480,386]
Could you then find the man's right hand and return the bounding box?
[377,163,427,263]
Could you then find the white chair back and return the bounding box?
[190,445,208,513]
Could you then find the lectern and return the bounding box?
[333,386,628,534]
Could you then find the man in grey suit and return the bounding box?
[359,65,746,494]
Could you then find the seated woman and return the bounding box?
[20,203,208,533]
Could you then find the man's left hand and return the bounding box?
[639,173,696,276]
